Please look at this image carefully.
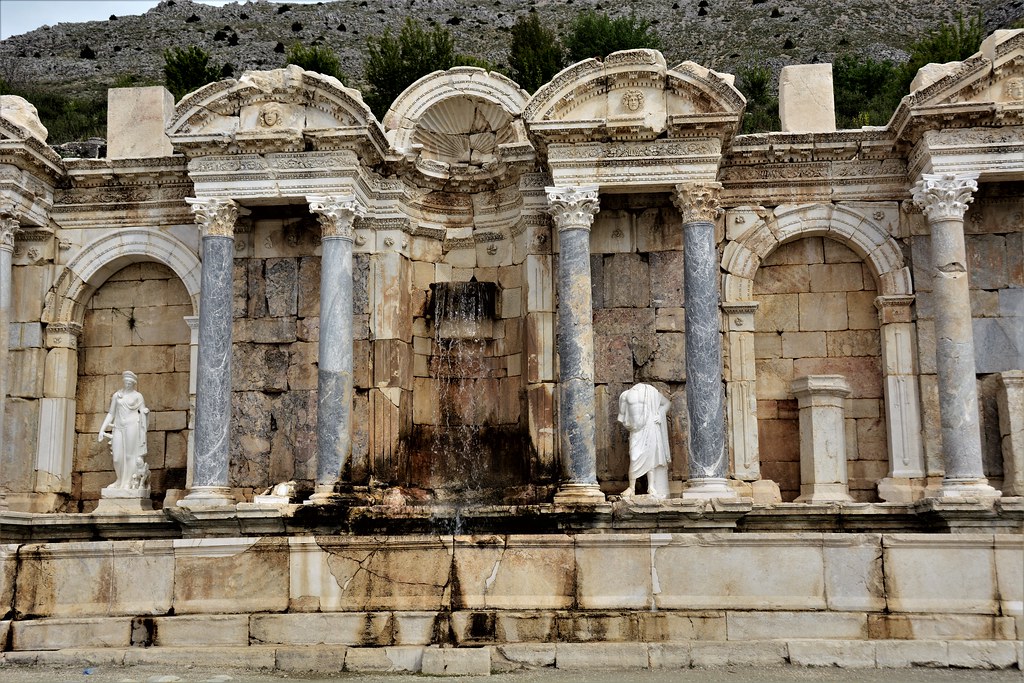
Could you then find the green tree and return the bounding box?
[563,10,661,63]
[364,18,483,119]
[903,12,985,86]
[285,43,346,82]
[163,45,223,101]
[736,64,780,134]
[832,55,901,128]
[508,13,564,93]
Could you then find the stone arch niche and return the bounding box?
[381,68,540,500]
[721,203,925,502]
[39,228,201,510]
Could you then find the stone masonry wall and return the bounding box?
[591,196,690,493]
[74,263,191,512]
[227,214,370,498]
[754,237,886,502]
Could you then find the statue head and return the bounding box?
[122,370,138,388]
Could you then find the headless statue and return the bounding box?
[618,383,671,498]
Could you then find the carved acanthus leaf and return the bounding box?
[545,186,600,231]
[912,173,978,222]
[187,198,239,238]
[308,195,365,240]
[673,182,723,223]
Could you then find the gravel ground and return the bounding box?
[0,666,1021,683]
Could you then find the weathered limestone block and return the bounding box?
[576,535,652,609]
[874,640,949,668]
[788,640,876,667]
[265,258,298,317]
[946,641,1020,669]
[345,646,424,672]
[823,534,886,611]
[289,536,452,612]
[994,535,1023,625]
[555,642,649,669]
[421,646,491,675]
[651,534,826,610]
[152,614,250,646]
[883,535,998,615]
[247,260,268,318]
[250,612,389,645]
[792,375,854,503]
[636,332,685,382]
[779,64,837,133]
[727,612,868,640]
[275,645,349,672]
[0,94,48,140]
[296,255,321,318]
[107,86,173,158]
[14,540,173,617]
[232,343,289,392]
[173,538,289,614]
[689,641,788,666]
[7,348,44,397]
[455,535,574,610]
[603,253,650,308]
[11,617,132,651]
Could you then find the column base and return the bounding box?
[938,477,1002,500]
[680,477,738,500]
[877,477,926,503]
[177,486,236,508]
[794,483,854,504]
[553,483,606,505]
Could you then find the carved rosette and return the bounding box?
[187,198,239,238]
[673,182,723,224]
[545,186,600,231]
[912,173,979,222]
[308,195,365,241]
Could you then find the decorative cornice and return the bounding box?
[673,181,723,223]
[545,186,600,231]
[187,197,240,238]
[308,195,365,241]
[911,173,978,222]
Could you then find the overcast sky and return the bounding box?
[0,0,321,40]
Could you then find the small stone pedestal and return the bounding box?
[997,370,1024,497]
[95,487,153,514]
[792,375,854,503]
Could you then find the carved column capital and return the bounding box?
[308,194,365,241]
[545,186,600,231]
[187,198,239,238]
[45,322,83,349]
[673,182,723,223]
[0,210,20,253]
[912,173,979,222]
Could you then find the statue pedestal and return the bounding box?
[95,487,153,514]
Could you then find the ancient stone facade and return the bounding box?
[0,32,1022,670]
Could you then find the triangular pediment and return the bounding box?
[907,30,1024,110]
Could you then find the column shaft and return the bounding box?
[546,187,604,504]
[308,195,362,500]
[182,198,238,507]
[0,216,16,509]
[674,183,734,499]
[913,174,998,498]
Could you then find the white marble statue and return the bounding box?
[98,370,150,490]
[618,383,672,499]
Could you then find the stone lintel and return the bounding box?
[546,139,720,191]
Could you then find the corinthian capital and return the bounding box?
[187,198,239,238]
[545,186,600,231]
[673,182,723,223]
[308,194,365,240]
[0,201,20,252]
[912,173,979,222]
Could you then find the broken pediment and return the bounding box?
[907,29,1024,109]
[0,95,49,143]
[166,65,385,158]
[524,50,745,143]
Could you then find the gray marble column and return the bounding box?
[546,186,605,504]
[307,195,363,503]
[673,183,735,499]
[180,198,239,507]
[912,173,998,499]
[0,211,16,510]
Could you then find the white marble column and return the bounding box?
[792,375,854,503]
[875,295,927,502]
[546,186,605,504]
[996,370,1024,497]
[180,198,239,508]
[673,183,735,500]
[0,211,16,508]
[307,195,363,503]
[912,173,999,499]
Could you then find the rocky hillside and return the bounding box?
[2,0,1023,98]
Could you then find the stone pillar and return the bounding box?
[875,295,928,502]
[996,371,1024,497]
[307,195,363,502]
[792,375,854,503]
[35,322,81,508]
[912,173,1000,499]
[722,301,760,481]
[183,315,199,494]
[0,211,15,509]
[546,186,604,504]
[180,198,239,507]
[673,183,735,500]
